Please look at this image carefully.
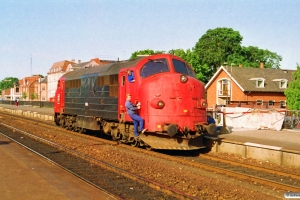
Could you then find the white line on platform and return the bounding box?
[244,142,282,150]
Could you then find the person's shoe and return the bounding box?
[141,129,147,134]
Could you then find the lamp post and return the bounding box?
[39,77,41,108]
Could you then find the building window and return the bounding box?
[218,79,230,95]
[280,100,286,108]
[280,80,287,88]
[250,77,265,88]
[256,100,263,105]
[257,79,264,88]
[268,100,275,106]
[272,79,288,89]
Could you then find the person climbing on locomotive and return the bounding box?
[125,94,147,137]
[126,69,135,82]
[207,114,216,124]
[207,114,221,131]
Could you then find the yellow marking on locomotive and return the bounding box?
[183,110,188,113]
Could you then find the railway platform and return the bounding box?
[0,133,115,200]
[0,104,53,115]
[208,127,300,152]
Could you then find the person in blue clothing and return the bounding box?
[125,94,147,137]
[207,114,221,131]
[126,69,135,82]
[207,114,216,124]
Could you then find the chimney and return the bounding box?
[260,62,264,68]
[71,59,75,62]
[78,60,81,64]
[239,64,242,68]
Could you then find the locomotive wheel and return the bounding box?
[145,146,152,151]
[60,118,66,128]
[131,138,139,147]
[72,122,77,132]
[55,120,60,126]
[111,129,121,140]
[78,127,84,133]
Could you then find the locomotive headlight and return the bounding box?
[180,75,188,83]
[157,101,165,108]
[201,100,207,108]
[150,98,165,109]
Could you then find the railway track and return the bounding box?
[1,110,299,198]
[0,122,195,200]
[172,153,300,192]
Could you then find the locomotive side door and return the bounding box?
[118,71,136,122]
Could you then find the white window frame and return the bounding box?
[280,80,287,88]
[217,79,230,95]
[250,77,265,88]
[256,99,263,105]
[280,100,286,108]
[272,79,288,89]
[268,100,275,106]
[257,79,264,88]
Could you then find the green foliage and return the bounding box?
[129,49,165,60]
[0,77,19,90]
[22,92,27,100]
[284,65,300,110]
[227,46,282,69]
[33,74,44,78]
[30,93,36,100]
[193,27,282,82]
[0,77,19,95]
[194,27,243,72]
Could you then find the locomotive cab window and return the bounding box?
[173,59,196,78]
[140,58,169,78]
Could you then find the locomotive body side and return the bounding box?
[54,58,144,130]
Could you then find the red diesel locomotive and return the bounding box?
[54,54,215,150]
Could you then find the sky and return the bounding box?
[1,0,299,81]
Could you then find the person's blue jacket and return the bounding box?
[207,116,216,124]
[125,100,138,115]
[127,72,135,82]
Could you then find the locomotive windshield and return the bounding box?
[140,58,170,78]
[172,59,196,78]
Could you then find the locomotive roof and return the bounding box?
[62,56,145,80]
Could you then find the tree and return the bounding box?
[0,77,19,95]
[30,93,36,100]
[193,27,282,83]
[129,49,165,60]
[194,27,243,73]
[227,46,282,69]
[22,92,27,100]
[284,65,300,110]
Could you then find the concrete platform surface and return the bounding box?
[216,128,300,152]
[0,134,115,200]
[0,104,53,115]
